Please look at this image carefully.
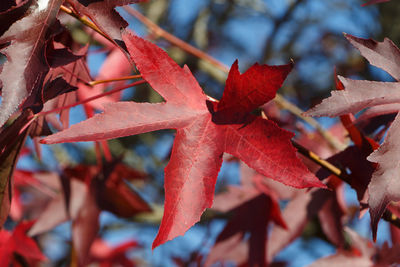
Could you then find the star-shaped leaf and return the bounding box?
[42,33,324,248]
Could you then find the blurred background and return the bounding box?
[13,0,400,266]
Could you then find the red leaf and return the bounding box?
[0,221,46,265]
[29,178,87,236]
[42,34,324,248]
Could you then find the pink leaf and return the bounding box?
[367,113,400,240]
[306,77,400,117]
[344,33,400,81]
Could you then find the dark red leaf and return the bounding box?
[0,0,33,36]
[0,0,63,126]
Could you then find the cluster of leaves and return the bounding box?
[2,0,400,266]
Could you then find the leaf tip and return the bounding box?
[39,138,49,144]
[315,180,328,189]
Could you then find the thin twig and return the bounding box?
[291,140,342,177]
[124,6,345,151]
[88,74,142,86]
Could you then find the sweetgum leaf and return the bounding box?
[0,0,63,126]
[43,33,325,248]
[306,34,400,118]
[306,77,400,117]
[45,40,84,68]
[367,113,400,240]
[317,146,374,213]
[318,190,346,247]
[306,34,400,239]
[344,33,400,81]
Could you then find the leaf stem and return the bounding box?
[124,6,345,151]
[37,80,146,117]
[60,5,113,44]
[291,140,342,177]
[88,74,142,86]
